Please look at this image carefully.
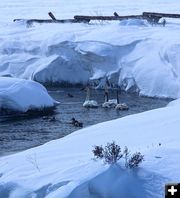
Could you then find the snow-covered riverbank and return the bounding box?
[0,100,180,197]
[1,1,180,197]
[1,0,180,98]
[0,77,57,112]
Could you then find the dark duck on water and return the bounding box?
[71,118,83,128]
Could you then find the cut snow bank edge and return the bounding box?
[1,24,180,98]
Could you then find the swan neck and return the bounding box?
[104,85,109,102]
[116,90,119,104]
[105,92,109,102]
[86,87,90,100]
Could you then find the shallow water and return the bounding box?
[0,88,171,156]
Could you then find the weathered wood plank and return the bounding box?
[74,15,143,21]
[13,19,90,24]
[14,11,180,25]
[48,12,57,20]
[113,12,119,17]
[143,12,180,19]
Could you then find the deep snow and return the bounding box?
[0,77,57,112]
[0,1,180,198]
[0,100,180,197]
[0,0,180,98]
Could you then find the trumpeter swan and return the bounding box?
[102,84,117,108]
[115,90,129,110]
[83,87,98,108]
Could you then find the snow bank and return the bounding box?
[0,1,180,98]
[167,98,180,107]
[1,35,180,98]
[119,19,149,26]
[0,77,57,112]
[0,101,180,197]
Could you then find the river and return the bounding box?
[0,88,171,156]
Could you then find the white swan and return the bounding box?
[83,87,98,108]
[115,103,129,110]
[102,85,117,108]
[115,90,129,110]
[102,88,129,110]
[102,99,117,108]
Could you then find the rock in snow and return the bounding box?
[0,77,58,112]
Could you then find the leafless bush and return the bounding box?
[92,145,104,159]
[92,142,144,168]
[124,146,130,168]
[127,152,144,169]
[103,141,123,164]
[92,141,123,164]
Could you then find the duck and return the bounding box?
[49,116,57,122]
[115,90,129,110]
[71,118,83,128]
[67,93,74,98]
[83,87,98,108]
[42,116,57,122]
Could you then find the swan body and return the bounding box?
[115,103,129,110]
[102,99,117,108]
[102,85,117,108]
[83,100,98,108]
[83,86,98,108]
[102,87,129,110]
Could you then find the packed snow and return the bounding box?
[0,100,180,197]
[0,0,180,98]
[0,77,57,112]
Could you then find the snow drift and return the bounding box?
[0,100,180,197]
[0,77,57,112]
[0,0,180,98]
[1,36,180,98]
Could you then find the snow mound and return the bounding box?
[167,98,180,107]
[119,19,149,27]
[69,165,167,198]
[0,77,57,112]
[0,102,180,197]
[1,33,180,98]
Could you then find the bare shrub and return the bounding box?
[127,152,144,169]
[92,145,104,159]
[92,141,123,164]
[103,141,123,164]
[92,142,144,168]
[123,146,130,168]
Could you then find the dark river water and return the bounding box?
[0,88,171,156]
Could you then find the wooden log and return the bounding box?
[114,12,119,17]
[13,11,180,26]
[74,15,143,21]
[48,12,56,20]
[13,18,90,24]
[143,12,180,19]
